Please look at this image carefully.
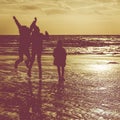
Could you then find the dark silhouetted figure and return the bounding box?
[13,16,37,69]
[28,24,49,78]
[53,40,67,81]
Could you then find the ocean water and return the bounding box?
[0,35,120,120]
[0,35,120,55]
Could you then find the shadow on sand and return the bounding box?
[0,77,65,120]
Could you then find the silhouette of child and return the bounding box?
[28,24,49,78]
[53,40,67,81]
[13,16,37,69]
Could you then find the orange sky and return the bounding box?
[0,0,120,35]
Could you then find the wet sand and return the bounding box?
[0,55,120,120]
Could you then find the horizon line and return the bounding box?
[0,34,120,36]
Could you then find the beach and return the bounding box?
[1,0,120,119]
[0,54,120,120]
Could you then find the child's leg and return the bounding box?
[57,66,61,80]
[37,54,42,79]
[27,51,35,77]
[25,49,30,68]
[62,66,65,80]
[15,50,23,68]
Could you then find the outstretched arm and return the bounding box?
[30,17,37,31]
[13,16,21,29]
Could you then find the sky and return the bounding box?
[0,0,120,35]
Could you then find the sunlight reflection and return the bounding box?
[98,87,107,90]
[90,64,111,72]
[91,108,105,115]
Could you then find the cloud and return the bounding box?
[0,0,23,4]
[0,0,120,16]
[43,8,68,15]
[20,5,39,10]
[69,0,120,16]
[0,0,62,15]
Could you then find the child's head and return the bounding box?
[57,40,63,48]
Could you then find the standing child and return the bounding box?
[53,40,67,81]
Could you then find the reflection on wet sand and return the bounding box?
[17,78,43,120]
[0,55,120,120]
[14,78,65,120]
[40,80,65,120]
[54,80,64,120]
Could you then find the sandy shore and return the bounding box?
[0,55,120,120]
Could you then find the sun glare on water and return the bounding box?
[90,64,111,72]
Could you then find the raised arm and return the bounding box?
[30,17,37,32]
[13,16,21,29]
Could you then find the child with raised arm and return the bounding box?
[53,40,67,81]
[13,16,37,69]
[27,24,49,78]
